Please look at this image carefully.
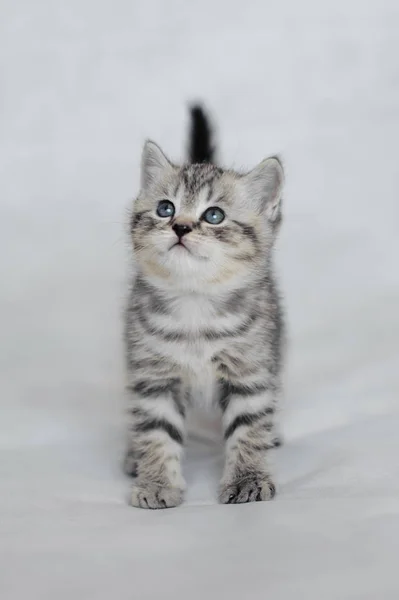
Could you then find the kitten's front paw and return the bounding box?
[219,473,276,504]
[130,481,184,509]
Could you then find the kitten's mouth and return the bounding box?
[168,241,209,261]
[169,241,191,253]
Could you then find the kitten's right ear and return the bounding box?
[243,156,284,221]
[141,140,173,191]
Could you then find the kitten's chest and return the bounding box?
[146,295,227,370]
[152,301,220,407]
[171,295,217,330]
[158,297,220,364]
[139,294,242,408]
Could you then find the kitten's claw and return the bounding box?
[130,481,184,509]
[219,474,276,504]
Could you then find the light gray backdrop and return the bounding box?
[1,1,399,598]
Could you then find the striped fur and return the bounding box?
[125,105,285,508]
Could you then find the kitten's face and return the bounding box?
[131,142,284,291]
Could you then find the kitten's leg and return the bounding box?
[125,378,186,509]
[271,423,283,447]
[123,447,138,477]
[218,381,277,504]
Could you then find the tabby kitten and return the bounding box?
[124,106,285,508]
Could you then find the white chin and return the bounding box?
[168,246,196,264]
[169,243,206,260]
[163,247,204,276]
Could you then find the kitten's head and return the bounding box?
[131,141,284,291]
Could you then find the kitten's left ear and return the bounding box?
[141,140,173,191]
[243,156,284,221]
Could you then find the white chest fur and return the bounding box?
[142,293,234,408]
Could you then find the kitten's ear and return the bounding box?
[243,156,284,221]
[141,140,173,191]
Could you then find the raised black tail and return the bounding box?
[188,104,215,164]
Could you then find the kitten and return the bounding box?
[124,105,285,508]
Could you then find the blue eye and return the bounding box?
[202,207,225,225]
[156,200,175,218]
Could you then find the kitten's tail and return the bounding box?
[188,104,215,164]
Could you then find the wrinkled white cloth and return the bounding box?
[1,1,399,598]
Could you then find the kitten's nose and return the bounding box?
[172,223,192,239]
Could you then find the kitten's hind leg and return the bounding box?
[123,448,138,477]
[271,422,284,447]
[272,436,283,448]
[125,378,186,509]
[218,380,277,504]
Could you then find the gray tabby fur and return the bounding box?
[124,109,285,508]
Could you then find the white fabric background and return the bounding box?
[1,1,399,598]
